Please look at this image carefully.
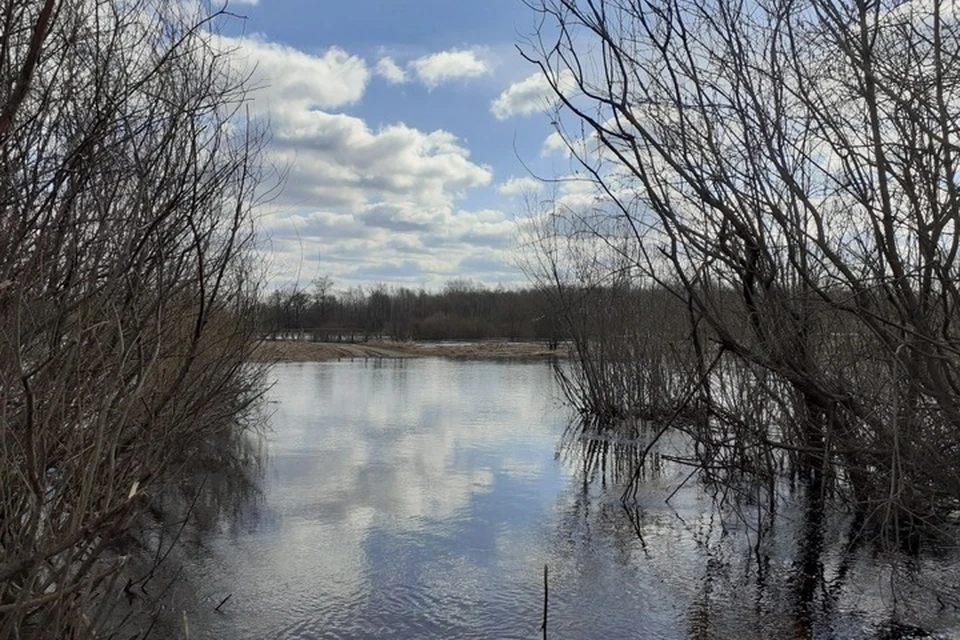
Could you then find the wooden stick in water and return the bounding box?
[214,593,232,613]
[541,564,548,640]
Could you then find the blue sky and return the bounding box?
[221,0,575,290]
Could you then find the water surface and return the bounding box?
[180,359,960,639]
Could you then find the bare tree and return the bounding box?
[0,0,267,635]
[523,0,960,544]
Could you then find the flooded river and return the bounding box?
[175,359,960,639]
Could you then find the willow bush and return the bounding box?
[522,0,960,548]
[0,1,267,635]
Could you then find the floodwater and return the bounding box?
[177,359,960,639]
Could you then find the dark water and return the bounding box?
[178,359,960,639]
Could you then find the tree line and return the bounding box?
[261,278,564,343]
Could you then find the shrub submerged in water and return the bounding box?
[521,0,960,551]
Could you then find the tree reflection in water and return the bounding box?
[558,418,960,638]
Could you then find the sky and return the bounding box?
[219,0,574,291]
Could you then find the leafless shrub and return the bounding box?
[521,0,960,548]
[0,1,268,635]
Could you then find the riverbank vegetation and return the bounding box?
[521,0,960,555]
[0,1,266,636]
[260,278,565,343]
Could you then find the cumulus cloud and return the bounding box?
[222,35,525,288]
[410,49,491,88]
[497,176,542,197]
[255,95,508,287]
[361,203,442,233]
[552,174,622,215]
[490,70,575,120]
[375,56,407,84]
[262,200,519,287]
[272,110,492,210]
[541,131,569,157]
[222,36,369,110]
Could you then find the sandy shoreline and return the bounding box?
[252,339,564,362]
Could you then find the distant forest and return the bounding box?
[261,278,562,342]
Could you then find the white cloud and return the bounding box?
[497,176,542,197]
[223,36,369,110]
[410,49,491,89]
[375,56,407,84]
[223,36,493,216]
[258,104,504,287]
[541,130,574,158]
[221,36,523,288]
[491,70,575,120]
[261,202,521,288]
[272,110,492,211]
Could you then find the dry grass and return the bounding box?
[252,340,565,362]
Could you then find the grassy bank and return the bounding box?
[252,340,564,362]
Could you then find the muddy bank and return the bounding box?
[252,340,564,362]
